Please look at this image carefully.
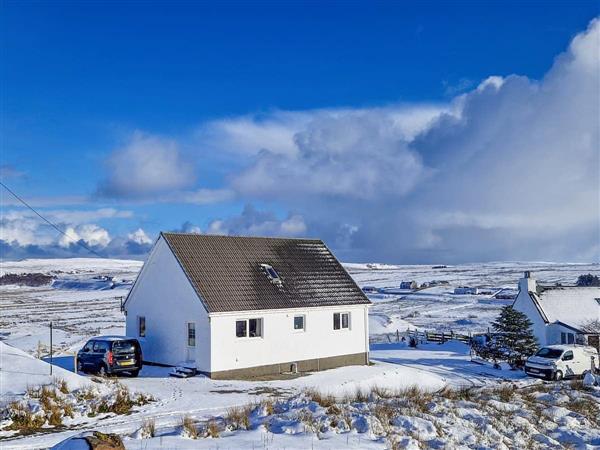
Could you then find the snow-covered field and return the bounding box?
[1,258,599,449]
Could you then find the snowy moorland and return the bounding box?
[1,258,599,449]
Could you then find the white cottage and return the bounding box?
[124,233,371,379]
[512,271,600,348]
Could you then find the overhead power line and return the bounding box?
[0,181,104,258]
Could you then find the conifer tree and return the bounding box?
[490,306,538,368]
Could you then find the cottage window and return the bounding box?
[567,333,575,344]
[236,320,247,338]
[249,318,262,337]
[187,322,196,347]
[333,312,350,330]
[138,316,146,338]
[294,315,305,331]
[236,318,263,338]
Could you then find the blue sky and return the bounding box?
[1,2,599,263]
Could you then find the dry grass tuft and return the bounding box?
[305,388,337,407]
[225,405,252,430]
[181,415,199,439]
[372,402,397,426]
[205,420,220,438]
[6,401,46,432]
[141,418,156,438]
[54,378,70,395]
[492,384,515,403]
[567,397,600,424]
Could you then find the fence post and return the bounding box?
[396,329,399,342]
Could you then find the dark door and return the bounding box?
[79,340,94,368]
[91,341,109,370]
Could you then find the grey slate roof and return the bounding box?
[161,232,371,313]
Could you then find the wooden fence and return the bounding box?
[370,328,475,345]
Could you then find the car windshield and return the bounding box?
[112,340,137,354]
[535,348,563,359]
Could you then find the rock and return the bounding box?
[85,432,125,450]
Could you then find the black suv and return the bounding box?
[77,336,142,377]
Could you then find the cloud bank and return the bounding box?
[4,19,597,263]
[199,19,600,263]
[0,208,153,259]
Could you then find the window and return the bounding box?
[187,322,196,347]
[260,264,282,285]
[236,318,263,338]
[567,333,575,344]
[294,315,305,331]
[249,318,262,337]
[562,351,574,361]
[138,316,146,338]
[333,312,350,330]
[92,341,109,353]
[236,320,247,338]
[561,332,567,344]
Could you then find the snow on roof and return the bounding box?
[538,287,600,331]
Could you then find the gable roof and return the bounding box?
[535,286,600,332]
[161,232,371,313]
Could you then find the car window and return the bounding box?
[83,341,93,352]
[535,348,563,359]
[93,341,109,353]
[562,351,574,361]
[113,340,137,354]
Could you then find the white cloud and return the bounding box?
[98,131,196,198]
[227,107,446,200]
[58,224,111,248]
[164,188,235,205]
[127,228,152,245]
[206,205,307,238]
[196,19,599,262]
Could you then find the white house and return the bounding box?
[123,233,371,379]
[512,271,600,348]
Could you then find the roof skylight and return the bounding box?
[260,264,282,286]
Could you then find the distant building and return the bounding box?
[400,281,418,290]
[454,287,479,295]
[362,286,379,293]
[512,271,600,348]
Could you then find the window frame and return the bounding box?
[562,350,574,361]
[187,322,196,347]
[138,316,146,338]
[333,312,350,331]
[235,318,264,339]
[293,315,305,332]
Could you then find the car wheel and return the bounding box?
[98,365,108,377]
[77,360,84,373]
[554,370,563,381]
[129,369,140,378]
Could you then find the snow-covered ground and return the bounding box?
[347,261,600,337]
[1,258,599,449]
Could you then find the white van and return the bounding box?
[524,345,599,380]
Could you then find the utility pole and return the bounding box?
[49,321,53,376]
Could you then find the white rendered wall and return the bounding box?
[546,323,579,345]
[209,304,369,372]
[125,236,211,370]
[512,286,548,347]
